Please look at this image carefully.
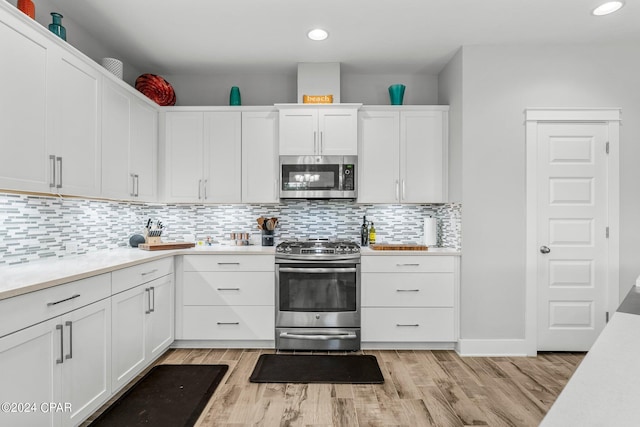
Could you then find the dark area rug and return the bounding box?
[90,364,228,427]
[249,354,384,384]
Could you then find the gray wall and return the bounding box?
[440,43,640,340]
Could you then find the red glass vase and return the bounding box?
[17,0,35,19]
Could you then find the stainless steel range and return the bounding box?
[275,239,361,351]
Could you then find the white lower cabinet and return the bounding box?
[361,255,458,345]
[111,272,174,393]
[179,255,275,342]
[0,296,111,427]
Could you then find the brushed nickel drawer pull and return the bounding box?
[396,263,420,267]
[217,262,240,265]
[141,269,158,276]
[217,322,240,325]
[396,324,420,327]
[396,289,420,292]
[47,294,80,306]
[217,288,241,291]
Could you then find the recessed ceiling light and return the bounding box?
[592,1,624,16]
[307,29,329,41]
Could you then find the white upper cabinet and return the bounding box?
[48,49,102,198]
[0,10,50,193]
[242,110,279,203]
[162,110,241,203]
[101,80,131,200]
[0,6,102,197]
[129,96,158,201]
[358,106,449,204]
[102,79,158,201]
[277,104,360,156]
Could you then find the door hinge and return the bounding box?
[606,311,610,323]
[606,226,610,238]
[606,142,610,154]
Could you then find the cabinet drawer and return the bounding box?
[362,307,455,342]
[183,272,274,305]
[183,254,274,272]
[112,257,174,294]
[182,306,274,340]
[362,273,454,307]
[0,273,111,338]
[361,255,454,273]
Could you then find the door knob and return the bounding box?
[540,246,551,254]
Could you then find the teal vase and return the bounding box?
[49,12,66,41]
[230,86,241,106]
[388,84,406,105]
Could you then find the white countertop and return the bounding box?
[0,244,275,301]
[0,244,460,301]
[541,288,640,426]
[360,247,461,256]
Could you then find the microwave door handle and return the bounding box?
[278,267,357,274]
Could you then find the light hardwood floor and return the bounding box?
[86,348,583,427]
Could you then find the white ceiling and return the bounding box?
[46,0,639,76]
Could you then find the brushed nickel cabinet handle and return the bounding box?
[396,324,420,327]
[49,155,56,188]
[56,157,63,189]
[217,322,240,325]
[47,294,80,306]
[65,321,73,360]
[145,288,151,314]
[56,324,64,364]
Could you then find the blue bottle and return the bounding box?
[49,12,66,41]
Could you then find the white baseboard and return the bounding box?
[456,338,533,357]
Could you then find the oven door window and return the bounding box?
[279,266,356,312]
[282,164,339,191]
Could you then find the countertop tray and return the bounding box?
[138,242,196,251]
[369,244,428,251]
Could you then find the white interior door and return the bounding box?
[536,122,609,351]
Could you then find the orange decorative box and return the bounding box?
[303,95,334,104]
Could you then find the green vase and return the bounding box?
[388,84,406,105]
[230,86,241,106]
[49,12,66,41]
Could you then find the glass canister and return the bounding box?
[49,12,66,41]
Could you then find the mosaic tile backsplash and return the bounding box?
[0,192,461,265]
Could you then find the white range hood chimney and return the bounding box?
[297,62,340,103]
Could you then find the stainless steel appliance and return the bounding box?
[279,155,357,199]
[275,239,361,351]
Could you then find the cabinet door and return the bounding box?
[400,110,446,203]
[111,285,147,392]
[318,108,358,155]
[204,112,241,202]
[242,110,279,203]
[50,51,102,197]
[147,275,174,360]
[357,110,400,203]
[130,97,158,201]
[0,318,61,427]
[101,80,131,200]
[0,15,50,193]
[278,109,317,155]
[164,112,204,202]
[60,299,111,427]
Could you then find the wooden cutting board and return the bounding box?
[369,244,428,251]
[138,242,195,251]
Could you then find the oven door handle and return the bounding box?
[278,267,357,274]
[279,332,358,341]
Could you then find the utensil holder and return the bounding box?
[261,229,274,246]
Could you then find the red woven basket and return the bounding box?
[135,74,176,106]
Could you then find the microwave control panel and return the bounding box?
[343,164,355,191]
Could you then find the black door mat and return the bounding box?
[90,364,228,427]
[249,354,384,384]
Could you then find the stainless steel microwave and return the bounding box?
[279,155,357,199]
